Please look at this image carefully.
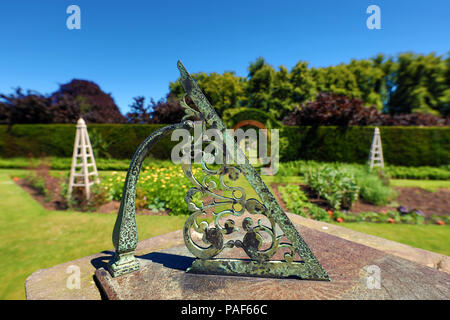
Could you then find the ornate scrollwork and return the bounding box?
[180,94,203,122]
[181,127,297,264]
[109,61,329,280]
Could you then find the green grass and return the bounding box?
[0,169,188,300]
[1,168,449,300]
[2,157,449,180]
[333,222,450,256]
[0,157,169,171]
[390,179,450,192]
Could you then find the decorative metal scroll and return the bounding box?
[108,61,330,281]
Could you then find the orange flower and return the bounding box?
[436,220,445,225]
[380,210,387,215]
[387,218,395,224]
[13,177,19,182]
[336,217,343,223]
[327,210,333,217]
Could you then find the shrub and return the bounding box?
[283,93,384,126]
[306,165,359,210]
[278,184,333,222]
[278,184,427,225]
[354,168,397,205]
[280,162,396,206]
[126,96,186,124]
[283,93,449,126]
[23,172,48,199]
[67,183,108,212]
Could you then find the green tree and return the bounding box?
[270,65,294,119]
[246,57,276,114]
[290,61,316,105]
[312,64,362,100]
[438,53,450,116]
[169,71,246,116]
[371,53,398,112]
[348,58,386,110]
[246,58,299,119]
[388,52,448,115]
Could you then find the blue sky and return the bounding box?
[1,0,449,114]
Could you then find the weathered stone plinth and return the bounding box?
[26,214,450,300]
[94,224,450,300]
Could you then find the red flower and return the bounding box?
[436,220,445,225]
[13,177,19,182]
[336,217,343,223]
[387,218,395,224]
[327,210,333,217]
[380,210,387,215]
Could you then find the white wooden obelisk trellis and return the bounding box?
[369,127,384,169]
[68,118,99,199]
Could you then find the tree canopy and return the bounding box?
[0,79,125,124]
[1,52,449,125]
[167,52,450,121]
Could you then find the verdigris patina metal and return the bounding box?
[108,61,330,281]
[109,122,192,277]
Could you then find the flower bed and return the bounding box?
[277,184,449,225]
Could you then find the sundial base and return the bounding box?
[107,251,140,277]
[25,216,450,300]
[92,220,450,300]
[187,259,330,281]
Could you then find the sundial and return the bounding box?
[106,61,330,281]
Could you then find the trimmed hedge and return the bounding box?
[279,126,450,166]
[0,124,449,166]
[0,124,178,160]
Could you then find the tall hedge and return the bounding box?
[279,126,450,166]
[0,124,178,160]
[0,124,448,166]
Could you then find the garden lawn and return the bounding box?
[390,179,450,192]
[0,169,188,300]
[333,222,450,256]
[1,168,449,299]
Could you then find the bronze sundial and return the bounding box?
[107,61,329,281]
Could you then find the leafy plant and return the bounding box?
[278,183,427,225]
[430,214,450,225]
[24,172,48,198]
[279,184,309,216]
[354,168,397,205]
[278,184,332,222]
[306,165,359,210]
